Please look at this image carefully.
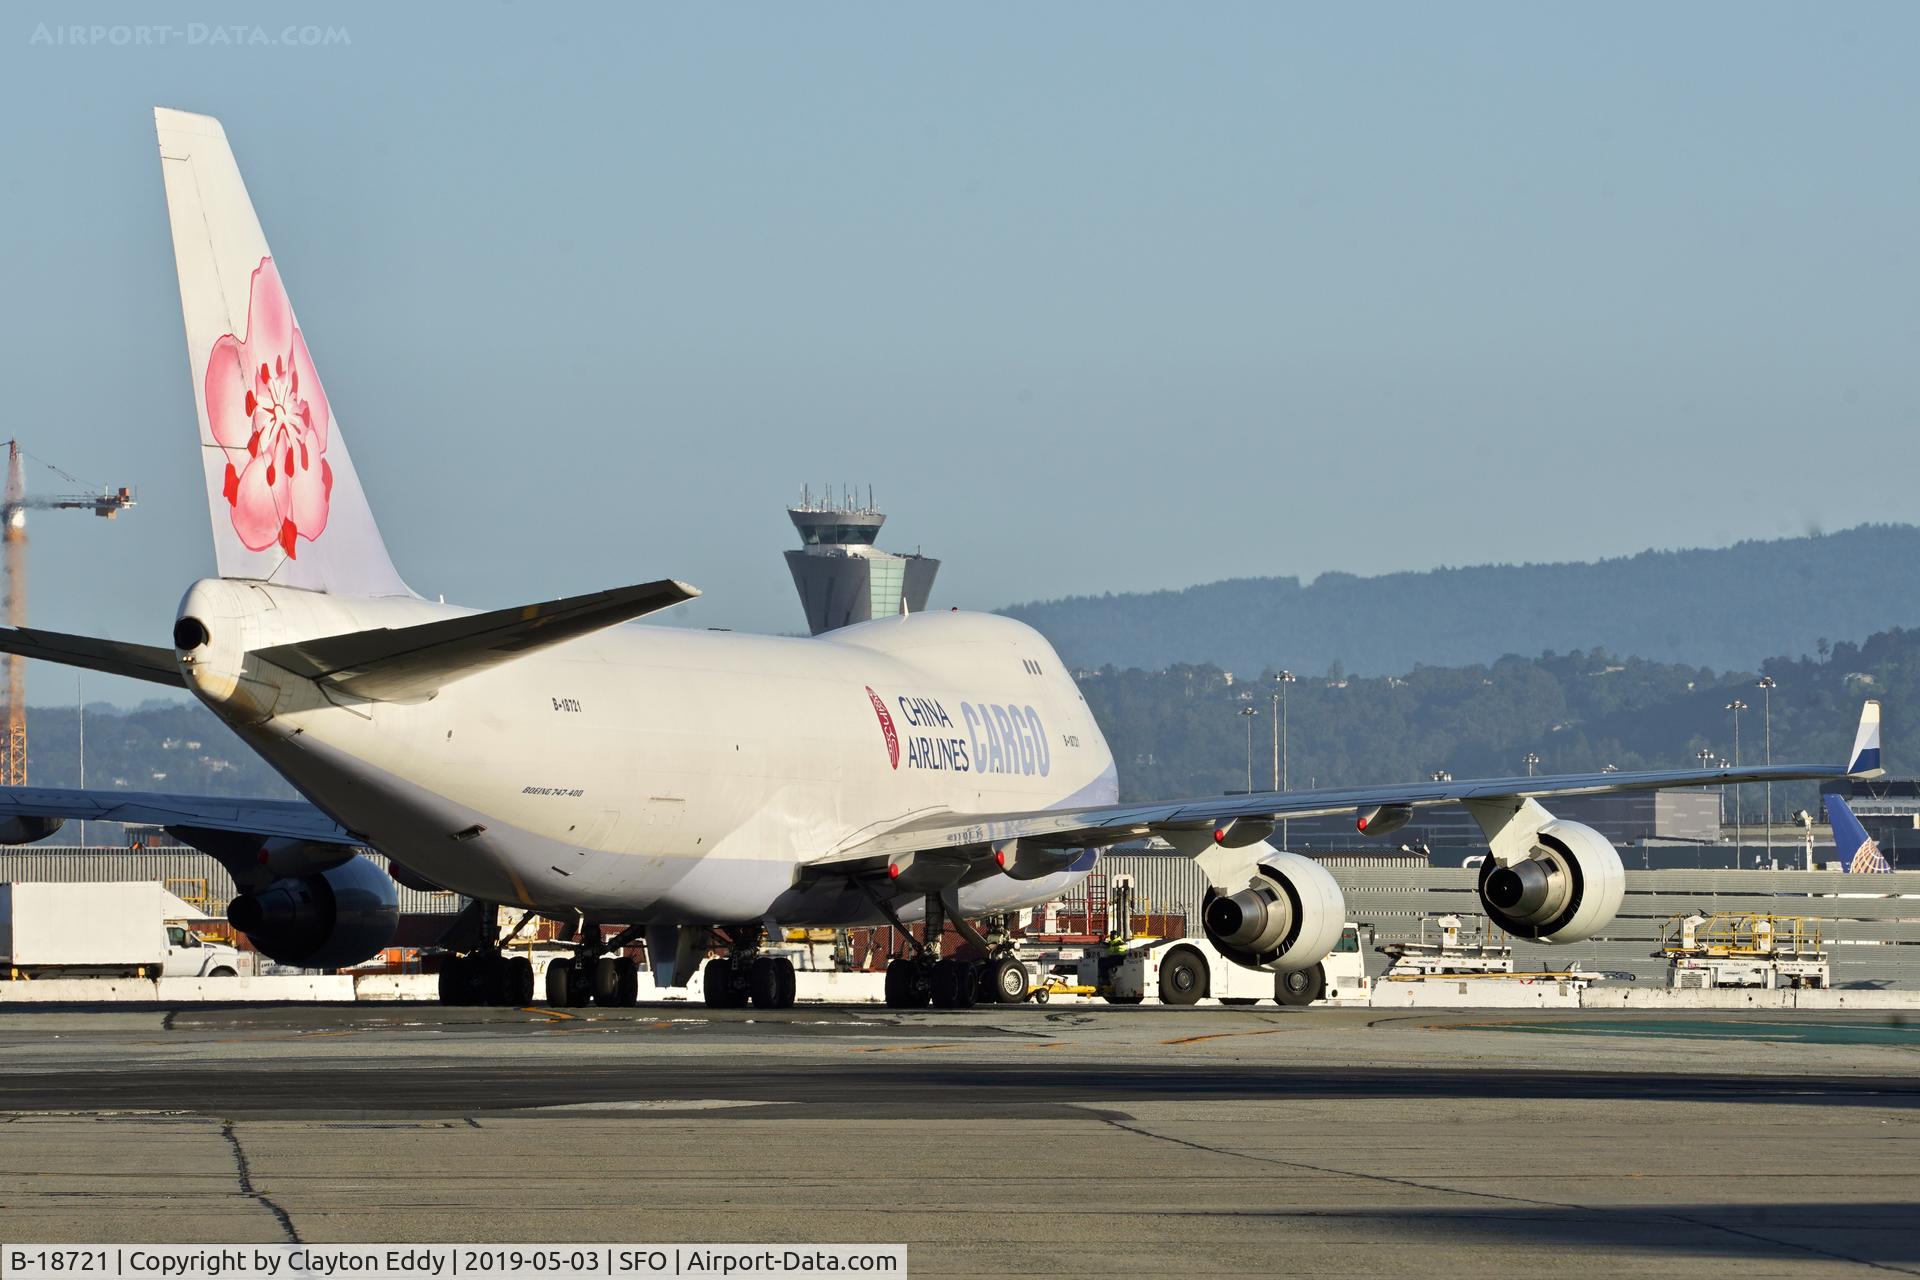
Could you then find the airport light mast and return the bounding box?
[1,441,137,785]
[1756,676,1777,865]
[1726,699,1748,862]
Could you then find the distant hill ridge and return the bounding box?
[998,524,1920,676]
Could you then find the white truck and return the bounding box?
[1,882,250,980]
[1074,924,1370,1006]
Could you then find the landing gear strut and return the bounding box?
[544,921,644,1008]
[701,924,797,1010]
[866,891,1029,1010]
[435,902,537,1007]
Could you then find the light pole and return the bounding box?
[1524,752,1540,777]
[1274,671,1295,848]
[1728,756,1743,836]
[1239,706,1258,794]
[1697,747,1718,836]
[1272,670,1295,792]
[1726,699,1747,862]
[1756,677,1776,866]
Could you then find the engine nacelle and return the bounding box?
[227,853,398,970]
[1476,818,1624,943]
[0,815,64,845]
[1201,849,1346,973]
[1354,804,1413,838]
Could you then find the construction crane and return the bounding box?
[1,441,137,785]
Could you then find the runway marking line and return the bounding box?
[202,1029,365,1046]
[854,1042,966,1053]
[1161,1027,1293,1046]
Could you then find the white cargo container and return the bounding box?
[1,882,248,979]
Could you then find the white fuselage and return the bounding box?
[175,579,1116,927]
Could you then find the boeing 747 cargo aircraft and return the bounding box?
[0,110,1884,1010]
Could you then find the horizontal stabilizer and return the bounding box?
[250,578,699,702]
[0,626,185,688]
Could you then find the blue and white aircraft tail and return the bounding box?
[1826,793,1893,873]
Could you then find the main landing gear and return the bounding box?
[435,902,537,1007]
[874,894,1031,1010]
[702,924,798,1010]
[544,921,644,1008]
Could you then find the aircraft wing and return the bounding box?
[809,700,1884,874]
[0,785,354,845]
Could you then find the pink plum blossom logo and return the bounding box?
[203,257,332,557]
[866,686,900,769]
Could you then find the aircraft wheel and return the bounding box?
[507,956,535,1005]
[930,958,977,1009]
[608,956,640,1007]
[1157,948,1207,1006]
[748,957,785,1009]
[884,957,927,1008]
[1276,962,1326,1007]
[592,956,621,1004]
[564,956,597,1007]
[703,958,741,1009]
[544,957,573,1005]
[985,957,1030,1004]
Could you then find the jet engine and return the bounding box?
[226,853,399,969]
[1201,849,1346,972]
[1475,818,1624,943]
[0,815,64,844]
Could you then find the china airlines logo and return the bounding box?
[203,257,333,558]
[866,686,899,769]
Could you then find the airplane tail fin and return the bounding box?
[154,108,410,599]
[1826,793,1892,874]
[1848,699,1883,776]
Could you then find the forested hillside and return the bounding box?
[1079,629,1914,808]
[1001,524,1920,677]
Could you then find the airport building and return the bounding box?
[785,487,939,634]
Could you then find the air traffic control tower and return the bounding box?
[786,487,939,634]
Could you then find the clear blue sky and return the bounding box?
[3,2,1917,705]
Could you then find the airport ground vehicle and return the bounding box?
[1073,877,1370,1005]
[1,882,249,979]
